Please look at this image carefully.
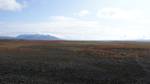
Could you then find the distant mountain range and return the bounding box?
[0,34,60,40]
[0,36,15,40]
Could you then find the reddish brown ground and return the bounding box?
[0,40,149,84]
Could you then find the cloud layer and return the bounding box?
[77,10,90,17]
[1,3,150,40]
[97,8,144,20]
[1,15,150,40]
[0,0,24,11]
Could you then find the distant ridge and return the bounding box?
[0,34,60,40]
[16,34,60,40]
[0,36,15,40]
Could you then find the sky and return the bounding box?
[0,0,150,40]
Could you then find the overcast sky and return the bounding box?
[0,0,150,40]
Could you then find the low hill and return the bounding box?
[16,34,60,40]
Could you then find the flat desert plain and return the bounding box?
[0,40,150,84]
